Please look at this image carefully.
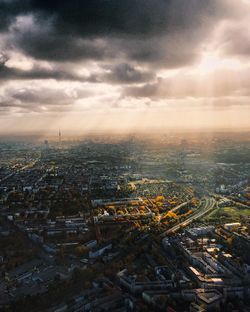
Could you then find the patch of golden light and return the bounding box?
[197,52,242,75]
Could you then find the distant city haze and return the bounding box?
[0,0,250,136]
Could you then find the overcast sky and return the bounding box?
[0,0,250,135]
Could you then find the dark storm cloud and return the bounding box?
[0,0,248,118]
[104,63,155,84]
[0,52,99,82]
[1,0,241,66]
[0,0,30,31]
[0,51,154,84]
[0,63,96,82]
[25,0,238,37]
[15,33,110,62]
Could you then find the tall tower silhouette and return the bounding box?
[59,129,61,145]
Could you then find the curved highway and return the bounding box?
[160,197,217,237]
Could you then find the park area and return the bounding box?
[205,206,250,222]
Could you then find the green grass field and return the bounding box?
[205,206,250,222]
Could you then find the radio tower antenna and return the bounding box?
[59,129,61,146]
